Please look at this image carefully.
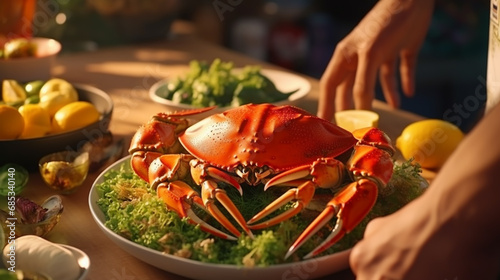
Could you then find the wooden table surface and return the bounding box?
[6,21,432,280]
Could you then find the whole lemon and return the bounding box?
[38,78,78,117]
[18,104,52,139]
[0,105,24,140]
[52,101,100,133]
[39,78,78,98]
[39,90,78,117]
[396,119,464,169]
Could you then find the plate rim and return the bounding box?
[88,155,351,280]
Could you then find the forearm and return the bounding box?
[422,103,500,257]
[350,104,500,279]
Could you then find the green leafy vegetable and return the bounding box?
[96,159,426,267]
[156,59,297,108]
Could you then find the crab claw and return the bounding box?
[157,181,237,240]
[130,151,163,182]
[128,107,217,180]
[148,154,194,188]
[285,178,378,259]
[352,127,395,156]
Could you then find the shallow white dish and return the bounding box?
[89,156,351,280]
[60,244,91,280]
[0,37,61,81]
[149,68,311,119]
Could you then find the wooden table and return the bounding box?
[9,21,430,279]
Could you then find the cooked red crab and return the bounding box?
[128,103,395,259]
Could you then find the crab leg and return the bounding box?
[248,158,345,229]
[201,180,253,238]
[188,160,253,238]
[157,181,237,240]
[285,178,378,259]
[247,181,315,229]
[151,155,251,238]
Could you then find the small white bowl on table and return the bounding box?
[0,37,61,81]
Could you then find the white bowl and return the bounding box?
[149,68,311,120]
[0,37,61,81]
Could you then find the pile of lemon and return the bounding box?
[0,78,100,140]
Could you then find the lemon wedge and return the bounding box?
[334,110,379,132]
[2,80,27,105]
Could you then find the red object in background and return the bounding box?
[0,0,36,43]
[268,20,308,71]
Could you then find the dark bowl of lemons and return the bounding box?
[0,78,113,170]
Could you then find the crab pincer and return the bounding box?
[286,178,379,259]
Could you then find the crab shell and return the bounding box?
[179,104,358,175]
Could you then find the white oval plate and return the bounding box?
[89,156,351,280]
[149,69,311,118]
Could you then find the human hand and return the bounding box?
[350,196,500,280]
[317,0,434,121]
[348,197,440,280]
[349,102,500,280]
[349,127,500,280]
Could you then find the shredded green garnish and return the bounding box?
[96,159,426,266]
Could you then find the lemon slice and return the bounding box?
[334,110,379,132]
[2,80,27,105]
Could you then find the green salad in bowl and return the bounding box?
[149,59,311,119]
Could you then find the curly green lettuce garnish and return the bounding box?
[155,59,297,108]
[96,158,426,267]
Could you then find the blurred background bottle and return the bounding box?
[487,0,500,113]
[0,0,36,44]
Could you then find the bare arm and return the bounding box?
[317,0,435,121]
[350,103,500,279]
